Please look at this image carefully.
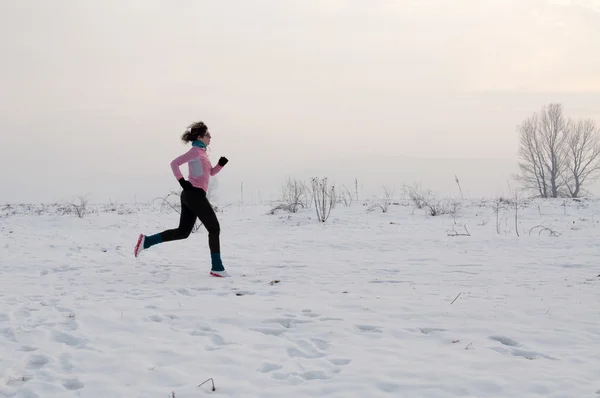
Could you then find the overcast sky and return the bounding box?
[1,0,599,203]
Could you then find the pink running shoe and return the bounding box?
[134,234,145,258]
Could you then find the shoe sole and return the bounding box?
[134,234,144,258]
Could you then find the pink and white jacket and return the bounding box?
[170,146,223,192]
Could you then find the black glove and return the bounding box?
[178,178,193,191]
[218,157,229,167]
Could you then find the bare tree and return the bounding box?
[563,118,600,198]
[516,103,568,198]
[516,113,547,197]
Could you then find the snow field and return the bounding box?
[1,198,599,397]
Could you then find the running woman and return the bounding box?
[134,121,229,277]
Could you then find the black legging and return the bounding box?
[160,188,220,253]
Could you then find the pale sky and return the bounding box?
[1,0,600,203]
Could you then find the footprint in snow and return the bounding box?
[329,358,352,366]
[1,327,17,342]
[270,369,335,383]
[418,327,447,334]
[146,312,179,323]
[489,335,520,347]
[299,370,332,380]
[249,327,287,337]
[205,333,232,351]
[319,316,343,322]
[488,336,557,360]
[253,308,353,383]
[51,331,87,348]
[262,318,314,329]
[356,324,383,333]
[188,325,231,350]
[258,362,283,373]
[191,286,213,292]
[369,279,406,284]
[301,309,320,318]
[62,377,84,390]
[148,315,163,323]
[310,338,330,350]
[287,340,327,359]
[60,353,75,373]
[26,354,51,369]
[192,325,218,334]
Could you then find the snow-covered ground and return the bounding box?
[1,197,599,397]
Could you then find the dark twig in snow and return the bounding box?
[198,378,216,391]
[451,292,462,304]
[529,224,562,237]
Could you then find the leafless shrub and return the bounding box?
[337,185,354,207]
[449,200,462,221]
[280,177,308,213]
[1,204,16,218]
[155,190,182,213]
[310,177,335,222]
[403,183,428,209]
[68,195,89,218]
[329,184,338,208]
[370,185,394,213]
[99,200,135,215]
[422,197,452,217]
[403,183,454,216]
[497,196,514,206]
[57,204,73,216]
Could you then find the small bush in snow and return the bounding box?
[279,177,309,213]
[369,186,394,213]
[310,177,335,222]
[68,195,89,218]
